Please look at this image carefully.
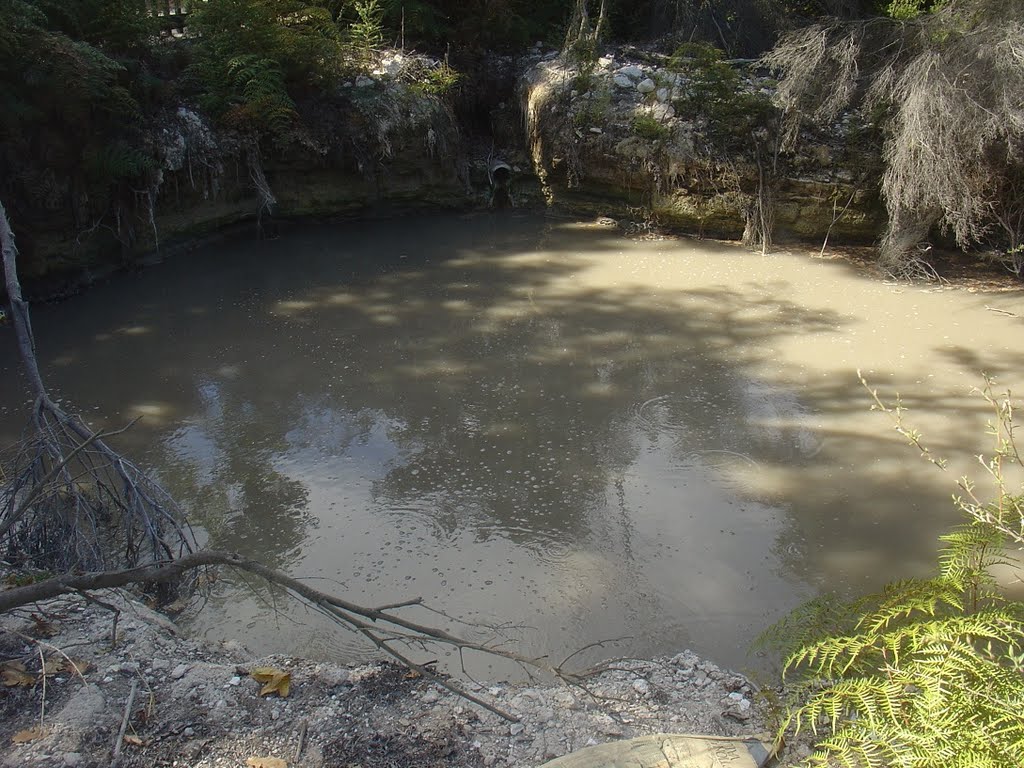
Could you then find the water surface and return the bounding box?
[2,212,1021,675]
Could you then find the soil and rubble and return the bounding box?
[1,591,774,768]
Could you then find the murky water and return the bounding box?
[2,212,1021,676]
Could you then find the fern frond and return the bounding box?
[939,522,1008,588]
[855,577,962,634]
[756,592,862,661]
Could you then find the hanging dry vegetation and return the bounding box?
[763,0,1024,277]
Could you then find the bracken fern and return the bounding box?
[766,379,1024,768]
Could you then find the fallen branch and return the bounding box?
[0,549,601,720]
[110,679,138,768]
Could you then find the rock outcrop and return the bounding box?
[521,49,885,244]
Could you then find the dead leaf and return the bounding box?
[123,734,145,747]
[403,669,422,680]
[249,666,291,698]
[1,662,36,688]
[66,658,91,677]
[41,658,64,675]
[11,726,46,743]
[162,598,189,615]
[31,614,57,638]
[246,758,287,768]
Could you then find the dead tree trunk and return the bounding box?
[0,199,195,574]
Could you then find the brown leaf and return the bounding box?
[250,667,291,698]
[403,669,422,680]
[41,658,64,675]
[246,758,287,768]
[123,734,145,747]
[1,662,36,688]
[11,726,46,743]
[66,658,91,677]
[31,614,57,638]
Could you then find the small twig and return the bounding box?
[293,719,308,762]
[985,305,1019,317]
[372,597,424,611]
[0,627,91,681]
[110,680,138,768]
[37,644,46,728]
[557,636,632,672]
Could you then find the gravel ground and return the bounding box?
[0,592,775,768]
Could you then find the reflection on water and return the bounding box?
[1,211,1021,675]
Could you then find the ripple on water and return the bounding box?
[631,393,691,433]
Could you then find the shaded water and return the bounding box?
[2,212,1022,675]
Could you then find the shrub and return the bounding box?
[632,113,672,141]
[762,375,1024,768]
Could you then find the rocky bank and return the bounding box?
[520,46,884,243]
[0,591,774,768]
[15,41,893,299]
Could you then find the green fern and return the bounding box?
[767,382,1024,768]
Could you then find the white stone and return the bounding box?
[598,56,614,69]
[617,65,643,80]
[613,74,633,89]
[636,78,656,94]
[227,676,241,686]
[632,679,651,696]
[421,689,440,704]
[373,54,404,77]
[656,87,670,102]
[588,127,603,134]
[651,103,675,121]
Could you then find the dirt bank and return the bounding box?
[1,591,771,768]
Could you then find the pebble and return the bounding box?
[617,64,643,79]
[636,78,656,94]
[421,689,440,704]
[62,753,84,767]
[170,663,188,680]
[632,679,651,696]
[227,676,241,686]
[613,74,633,89]
[510,723,525,736]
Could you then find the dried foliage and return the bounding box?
[0,201,197,578]
[763,0,1024,276]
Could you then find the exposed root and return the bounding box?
[0,199,196,582]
